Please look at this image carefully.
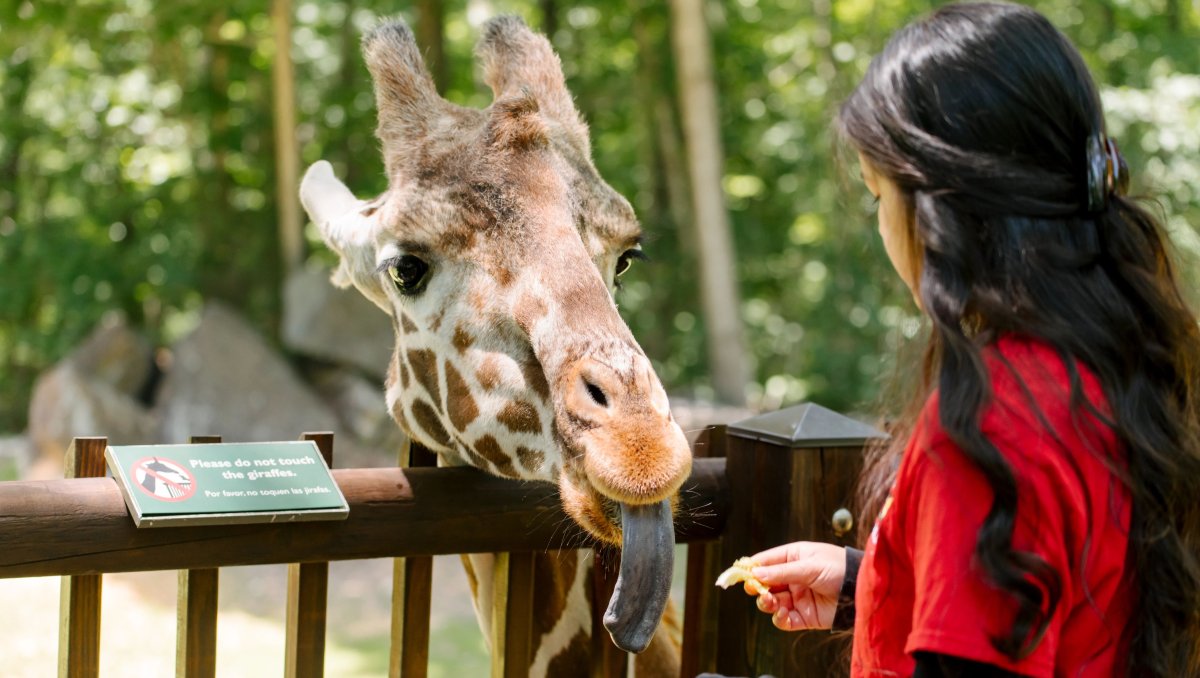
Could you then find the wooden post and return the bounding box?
[389,441,437,678]
[589,548,627,678]
[714,404,885,677]
[679,425,726,677]
[284,432,335,678]
[490,550,536,678]
[58,437,107,678]
[177,435,223,678]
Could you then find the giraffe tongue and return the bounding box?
[602,499,674,654]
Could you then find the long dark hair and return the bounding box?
[837,3,1200,674]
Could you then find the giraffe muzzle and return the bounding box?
[563,358,692,505]
[602,498,674,653]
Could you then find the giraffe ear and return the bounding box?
[300,161,393,314]
[476,16,580,130]
[300,160,357,228]
[363,18,443,178]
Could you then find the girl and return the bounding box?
[742,3,1200,677]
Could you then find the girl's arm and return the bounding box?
[831,546,862,631]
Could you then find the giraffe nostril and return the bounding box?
[584,380,609,408]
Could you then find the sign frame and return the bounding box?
[105,440,350,528]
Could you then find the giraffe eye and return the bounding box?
[386,255,432,295]
[615,248,647,277]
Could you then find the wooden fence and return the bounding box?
[0,403,882,677]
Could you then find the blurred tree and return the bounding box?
[670,0,751,406]
[272,0,303,275]
[1,0,1197,436]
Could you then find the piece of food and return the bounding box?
[715,556,769,595]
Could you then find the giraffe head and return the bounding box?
[300,17,690,651]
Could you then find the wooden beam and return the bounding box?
[714,425,866,676]
[176,569,219,678]
[0,459,726,579]
[389,442,437,678]
[176,435,223,678]
[491,551,536,678]
[285,561,329,678]
[680,426,726,677]
[390,554,432,678]
[58,437,107,678]
[589,548,628,678]
[285,433,334,678]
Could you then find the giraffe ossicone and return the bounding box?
[298,14,691,660]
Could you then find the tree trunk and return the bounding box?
[1164,0,1180,33]
[540,0,558,41]
[415,0,447,94]
[668,0,749,406]
[0,49,33,225]
[632,4,694,255]
[338,0,362,189]
[271,0,303,276]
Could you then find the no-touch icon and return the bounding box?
[131,456,196,502]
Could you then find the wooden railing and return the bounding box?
[0,404,881,677]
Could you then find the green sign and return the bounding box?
[106,441,349,527]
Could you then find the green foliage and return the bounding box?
[1,0,1198,433]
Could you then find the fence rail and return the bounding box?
[1,403,880,678]
[0,458,728,579]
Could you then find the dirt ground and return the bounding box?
[0,555,488,677]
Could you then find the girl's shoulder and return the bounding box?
[912,334,1120,483]
[984,334,1110,428]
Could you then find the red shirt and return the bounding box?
[852,337,1133,677]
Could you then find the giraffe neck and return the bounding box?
[458,551,682,677]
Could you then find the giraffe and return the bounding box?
[298,16,692,676]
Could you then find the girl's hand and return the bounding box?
[745,541,845,631]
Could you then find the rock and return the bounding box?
[68,311,154,398]
[27,362,159,474]
[26,313,158,473]
[156,302,343,445]
[0,434,33,479]
[282,266,394,378]
[308,367,408,467]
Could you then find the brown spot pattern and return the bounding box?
[438,227,476,252]
[399,313,418,334]
[473,435,516,477]
[430,308,446,332]
[520,355,551,401]
[532,550,577,653]
[398,358,412,390]
[411,399,452,449]
[478,356,502,391]
[459,554,479,601]
[513,293,548,335]
[460,445,488,469]
[389,402,413,438]
[498,400,541,434]
[517,446,544,472]
[444,361,479,431]
[452,325,473,353]
[407,349,439,402]
[492,263,514,287]
[545,629,590,677]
